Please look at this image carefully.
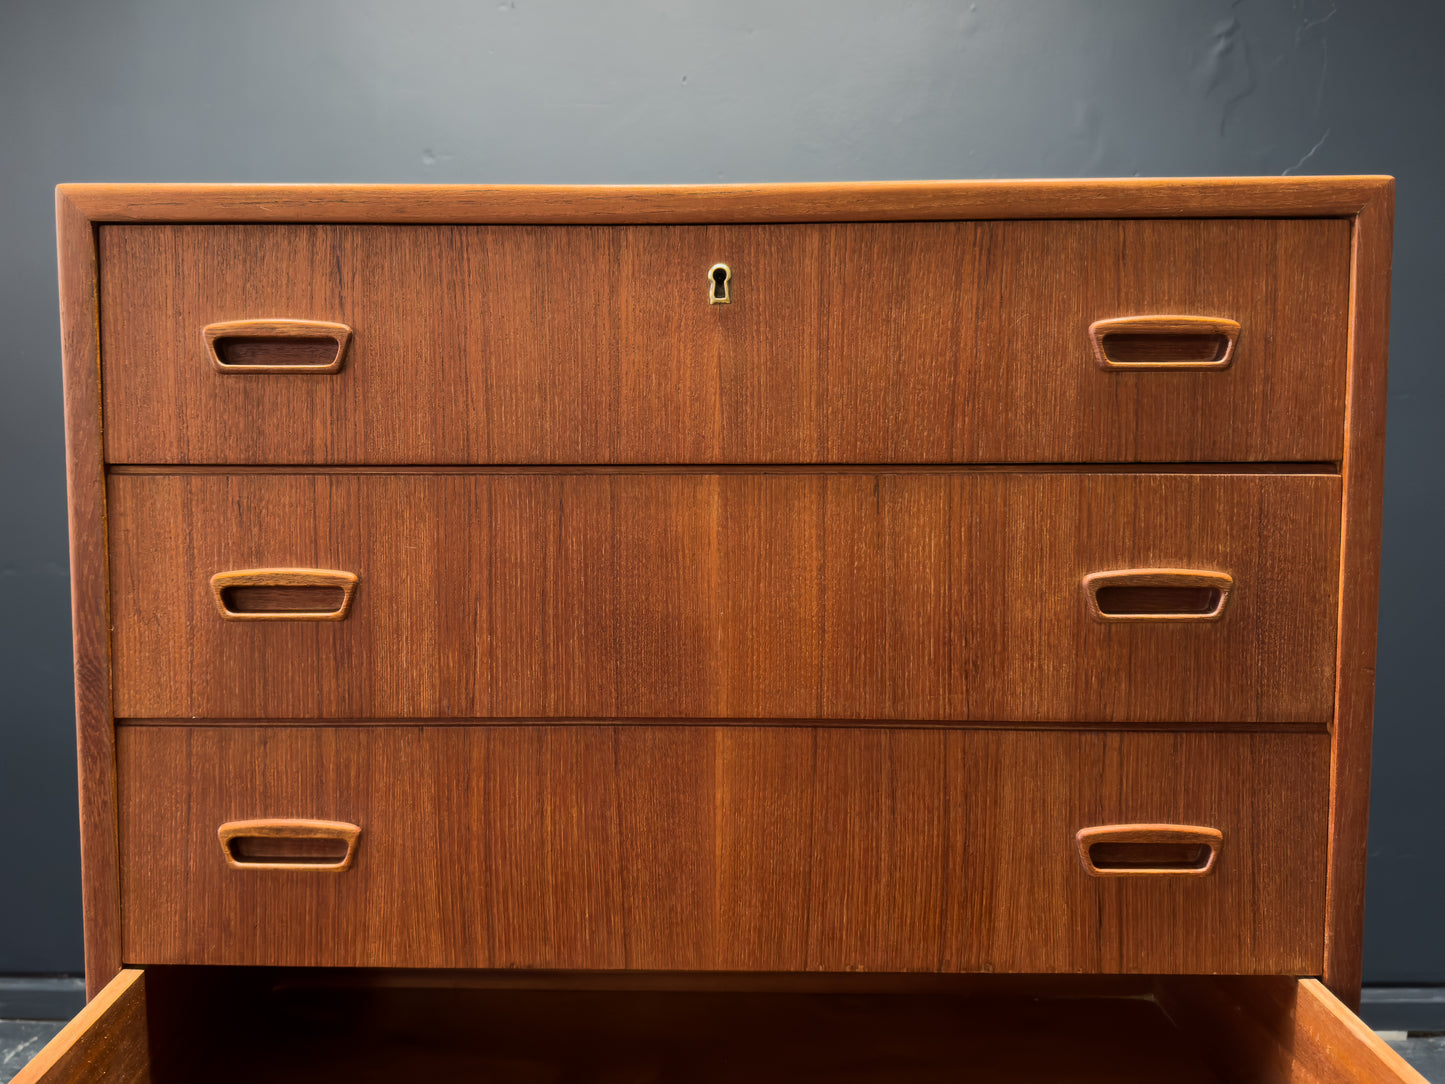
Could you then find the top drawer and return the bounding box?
[98,219,1350,465]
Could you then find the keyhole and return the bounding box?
[709,263,731,305]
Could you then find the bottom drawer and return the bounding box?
[15,968,1427,1084]
[116,725,1328,973]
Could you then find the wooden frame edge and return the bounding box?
[1296,978,1430,1083]
[56,189,122,999]
[56,176,1395,224]
[1155,975,1428,1084]
[1323,178,1395,1007]
[10,968,148,1084]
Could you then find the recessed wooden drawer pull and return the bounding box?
[1090,315,1240,370]
[210,568,359,621]
[218,819,360,871]
[203,318,352,373]
[1077,824,1223,876]
[1083,568,1233,622]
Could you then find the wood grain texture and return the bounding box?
[106,471,1341,723]
[55,191,122,999]
[108,462,1341,475]
[97,219,1351,464]
[9,968,149,1084]
[1290,978,1430,1084]
[56,180,1395,1059]
[1323,184,1394,1007]
[58,176,1393,223]
[115,725,1329,974]
[1157,975,1427,1084]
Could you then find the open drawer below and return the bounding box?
[13,969,1427,1084]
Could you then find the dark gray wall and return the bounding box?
[1,0,1439,981]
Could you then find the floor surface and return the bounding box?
[1385,1034,1445,1082]
[0,1021,64,1083]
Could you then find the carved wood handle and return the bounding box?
[1076,824,1223,877]
[1083,569,1233,622]
[203,318,352,373]
[218,819,361,871]
[1089,315,1240,370]
[210,568,359,621]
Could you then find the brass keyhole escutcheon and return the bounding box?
[709,263,731,304]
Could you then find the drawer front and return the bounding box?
[98,219,1349,465]
[108,471,1340,723]
[116,725,1328,973]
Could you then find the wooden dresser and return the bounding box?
[22,179,1423,1082]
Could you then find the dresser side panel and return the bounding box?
[1324,185,1395,1006]
[56,192,122,998]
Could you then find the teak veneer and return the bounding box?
[115,725,1328,974]
[107,470,1339,723]
[98,219,1348,464]
[31,179,1407,1084]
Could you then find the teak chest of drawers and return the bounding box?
[24,178,1421,1083]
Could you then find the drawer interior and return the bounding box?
[31,969,1410,1084]
[149,971,1216,1083]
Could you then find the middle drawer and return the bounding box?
[108,470,1340,723]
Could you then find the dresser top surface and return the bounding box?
[55,176,1393,224]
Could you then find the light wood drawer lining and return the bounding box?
[107,471,1340,723]
[98,219,1350,464]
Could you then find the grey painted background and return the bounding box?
[0,0,1439,981]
